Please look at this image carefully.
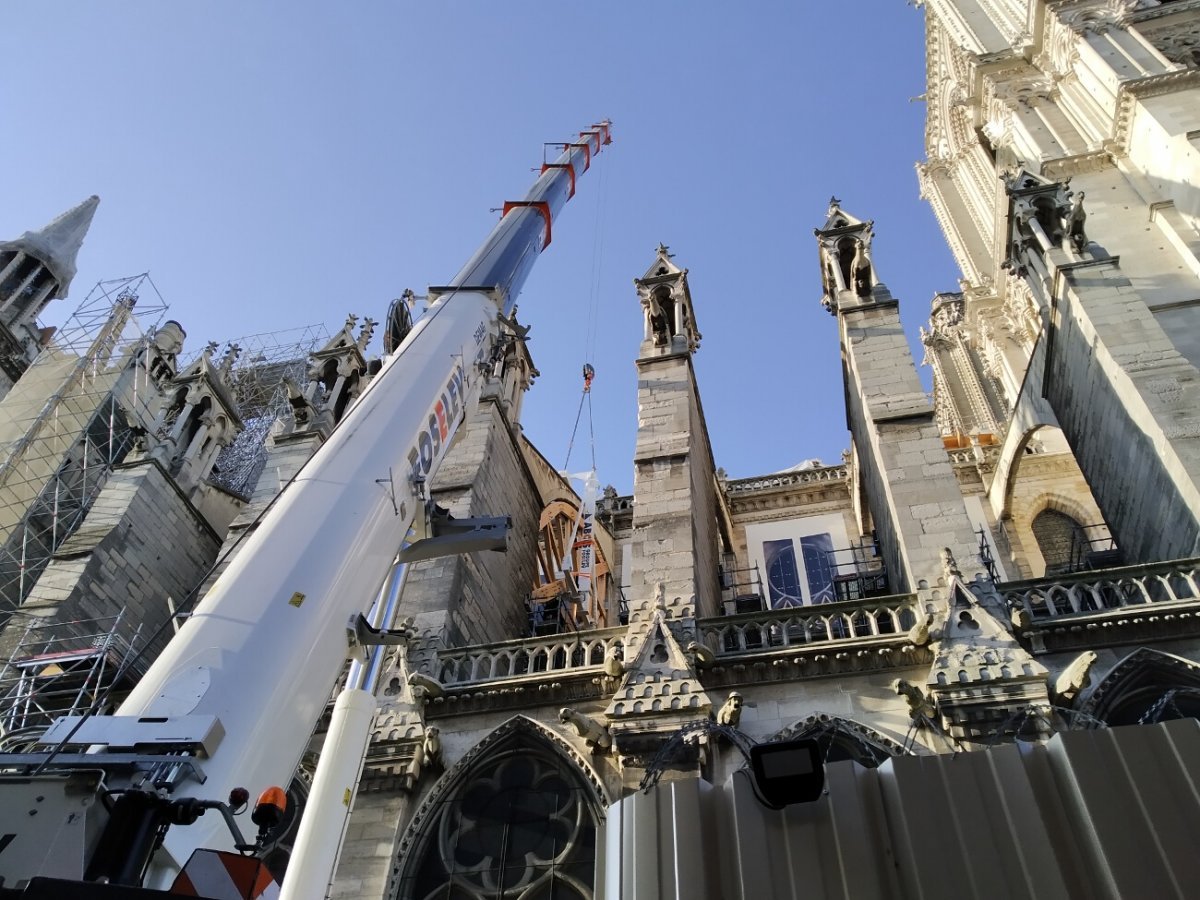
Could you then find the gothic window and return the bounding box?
[1032,508,1081,575]
[1080,649,1200,727]
[764,539,803,608]
[397,739,600,900]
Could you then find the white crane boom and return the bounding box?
[114,121,611,877]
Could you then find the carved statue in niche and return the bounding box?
[646,288,675,346]
[850,239,873,298]
[1063,191,1087,252]
[283,376,315,428]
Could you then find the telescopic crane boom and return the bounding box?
[99,120,611,882]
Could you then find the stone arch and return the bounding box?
[990,422,1110,575]
[391,715,609,900]
[993,423,1058,521]
[769,713,918,766]
[1077,648,1200,726]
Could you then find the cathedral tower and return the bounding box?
[628,245,724,619]
[816,202,980,589]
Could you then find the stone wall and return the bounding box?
[687,380,721,618]
[0,458,222,663]
[839,298,981,588]
[1042,259,1200,562]
[400,397,541,649]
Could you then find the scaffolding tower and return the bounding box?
[0,274,169,618]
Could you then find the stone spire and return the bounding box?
[0,195,99,300]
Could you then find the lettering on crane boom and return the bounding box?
[405,361,467,518]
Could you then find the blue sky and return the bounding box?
[1,2,959,494]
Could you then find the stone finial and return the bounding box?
[357,317,376,351]
[218,343,241,378]
[716,691,744,728]
[559,707,612,750]
[656,242,673,258]
[344,313,359,333]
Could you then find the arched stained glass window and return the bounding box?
[396,739,600,900]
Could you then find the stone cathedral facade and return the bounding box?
[2,1,1200,897]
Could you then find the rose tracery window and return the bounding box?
[398,742,599,900]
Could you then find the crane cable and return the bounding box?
[562,137,610,472]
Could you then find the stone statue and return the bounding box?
[850,239,873,298]
[687,640,716,668]
[422,725,442,768]
[408,671,445,703]
[559,707,612,749]
[656,581,672,610]
[602,644,625,679]
[893,678,936,720]
[1064,191,1087,252]
[1053,650,1098,705]
[283,376,315,427]
[940,547,962,580]
[716,691,744,728]
[646,289,674,346]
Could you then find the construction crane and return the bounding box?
[0,119,611,898]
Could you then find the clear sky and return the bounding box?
[1,2,959,494]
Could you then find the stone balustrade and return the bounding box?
[1004,558,1200,622]
[696,593,921,656]
[436,625,627,686]
[724,465,849,494]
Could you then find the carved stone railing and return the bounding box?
[600,495,633,515]
[436,626,627,686]
[696,593,921,657]
[1003,558,1200,622]
[725,465,848,494]
[947,445,1002,466]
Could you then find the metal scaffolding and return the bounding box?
[0,609,144,739]
[202,324,328,498]
[0,274,169,616]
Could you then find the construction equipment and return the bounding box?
[0,120,611,897]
